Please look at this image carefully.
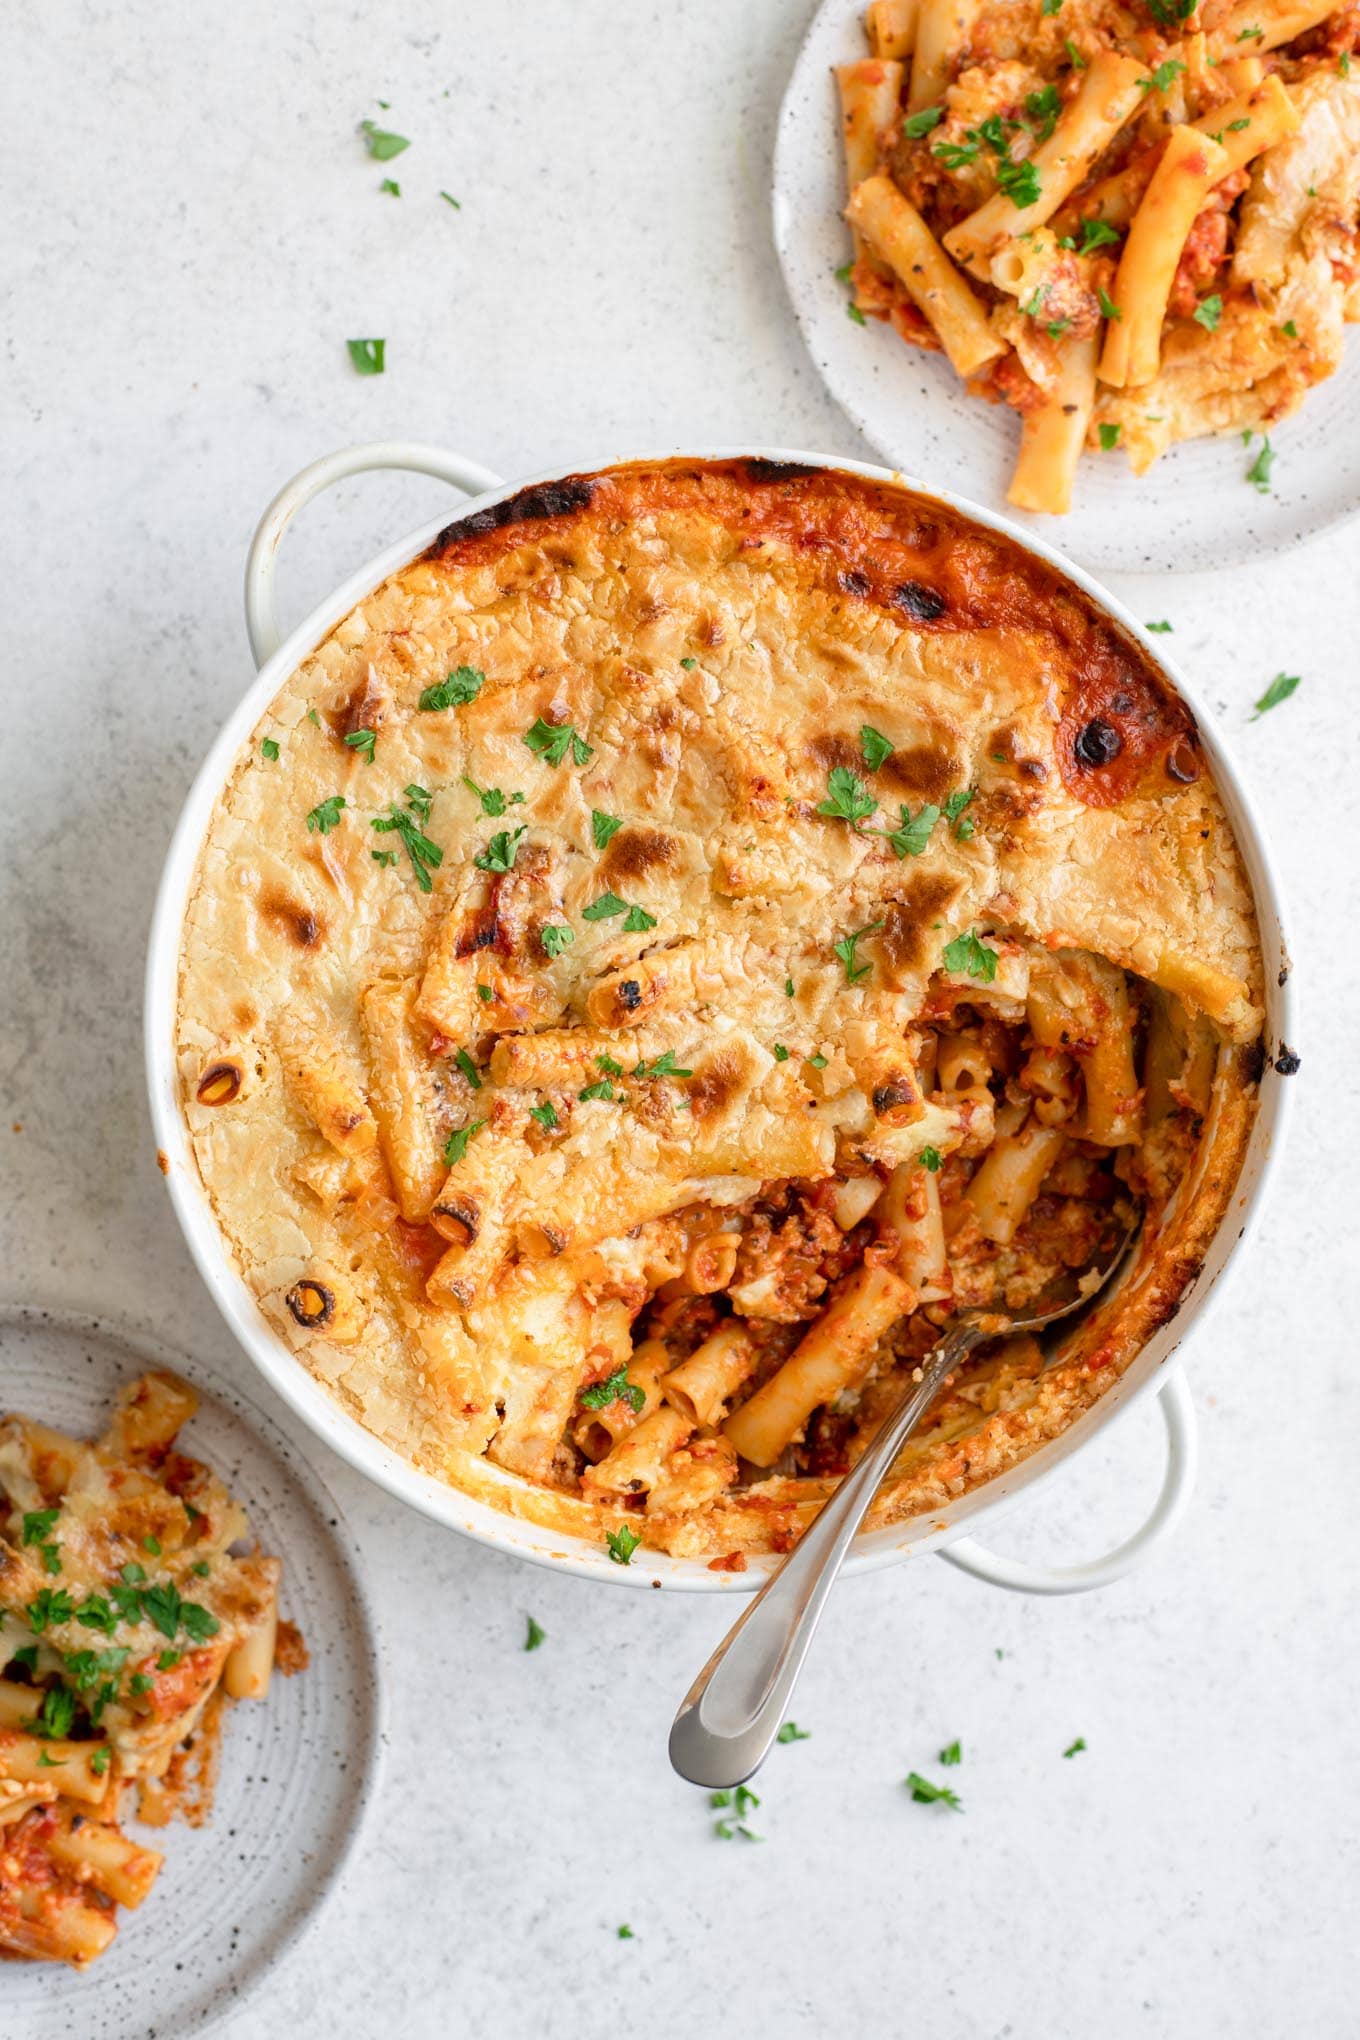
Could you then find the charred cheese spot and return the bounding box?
[434,475,596,549]
[261,894,325,948]
[878,874,964,982]
[878,745,961,807]
[603,826,683,884]
[807,731,865,778]
[891,580,948,623]
[687,1050,745,1122]
[333,667,386,740]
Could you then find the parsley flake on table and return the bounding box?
[833,921,884,986]
[942,928,998,982]
[580,1365,646,1414]
[421,665,484,711]
[346,338,385,376]
[473,825,527,874]
[816,765,876,825]
[462,774,524,816]
[846,301,867,326]
[860,725,894,770]
[712,1783,762,1840]
[906,1770,963,1809]
[529,1100,558,1130]
[903,104,945,138]
[524,1615,546,1652]
[1246,434,1275,492]
[523,716,592,766]
[777,1722,811,1743]
[359,119,410,160]
[591,809,623,849]
[440,191,461,209]
[940,1739,962,1766]
[444,1120,486,1166]
[261,737,280,761]
[306,794,347,835]
[379,177,401,196]
[1251,672,1300,719]
[344,729,377,763]
[617,1924,634,1940]
[1064,1737,1087,1757]
[605,1523,642,1566]
[540,924,574,959]
[1145,620,1173,632]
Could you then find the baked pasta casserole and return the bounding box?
[836,0,1360,508]
[176,459,1263,1563]
[0,1373,299,1966]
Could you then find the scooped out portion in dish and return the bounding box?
[175,458,1262,1563]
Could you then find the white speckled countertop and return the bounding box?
[4,4,1358,2035]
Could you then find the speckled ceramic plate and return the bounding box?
[0,1305,384,2040]
[772,0,1360,574]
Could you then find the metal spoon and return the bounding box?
[668,1221,1140,1789]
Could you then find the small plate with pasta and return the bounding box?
[773,0,1360,570]
[0,1306,381,2037]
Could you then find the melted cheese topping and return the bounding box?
[176,460,1262,1558]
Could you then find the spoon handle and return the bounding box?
[668,1319,984,1788]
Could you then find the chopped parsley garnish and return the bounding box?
[1042,0,1062,13]
[591,809,623,849]
[1281,319,1298,338]
[712,1783,762,1840]
[158,1650,182,1670]
[617,1924,634,1939]
[1193,294,1223,332]
[121,1564,146,1585]
[1025,84,1062,141]
[90,1744,112,1776]
[129,1672,153,1696]
[777,1721,811,1743]
[453,1048,481,1089]
[605,1523,642,1566]
[473,825,527,874]
[1063,1736,1087,1757]
[883,801,940,858]
[529,1100,558,1130]
[1064,35,1086,65]
[903,105,945,138]
[860,725,894,770]
[942,928,998,982]
[359,119,410,160]
[680,656,698,670]
[1341,51,1352,72]
[261,737,280,761]
[919,1145,942,1171]
[1078,218,1121,253]
[524,1616,546,1651]
[942,787,975,838]
[934,137,981,170]
[524,716,592,766]
[440,190,461,208]
[1098,422,1122,450]
[905,1770,963,1809]
[371,791,443,892]
[832,920,884,986]
[540,924,574,958]
[344,728,377,763]
[1251,672,1300,719]
[816,765,876,826]
[420,665,484,711]
[444,1120,487,1165]
[846,301,867,326]
[461,774,524,816]
[379,177,400,196]
[580,1365,646,1414]
[579,1079,614,1102]
[633,1050,692,1081]
[807,1051,828,1069]
[1098,286,1121,322]
[28,1686,76,1739]
[940,1739,962,1766]
[1246,434,1275,492]
[142,1535,162,1557]
[1140,58,1187,93]
[772,1044,790,1062]
[476,983,494,1003]
[1145,620,1173,632]
[305,794,347,835]
[142,1581,184,1640]
[22,1509,59,1546]
[996,156,1041,208]
[784,978,795,997]
[582,890,629,921]
[1147,0,1195,20]
[596,1055,624,1076]
[75,1594,116,1635]
[26,1589,74,1633]
[65,1647,130,1689]
[346,338,386,376]
[1235,20,1263,34]
[622,904,656,932]
[371,849,399,868]
[11,1645,37,1674]
[192,1561,210,1578]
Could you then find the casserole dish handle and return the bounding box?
[244,443,505,668]
[937,1365,1196,1595]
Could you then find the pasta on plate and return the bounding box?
[837,0,1360,509]
[176,459,1263,1565]
[0,1373,300,1967]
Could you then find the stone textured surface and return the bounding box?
[3,4,1356,2036]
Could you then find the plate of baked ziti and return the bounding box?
[773,0,1360,570]
[0,1307,381,2037]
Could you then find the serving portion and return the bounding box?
[0,1371,300,1968]
[176,457,1263,1565]
[834,0,1360,511]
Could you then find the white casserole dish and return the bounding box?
[145,442,1296,1596]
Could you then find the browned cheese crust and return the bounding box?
[176,460,1262,1557]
